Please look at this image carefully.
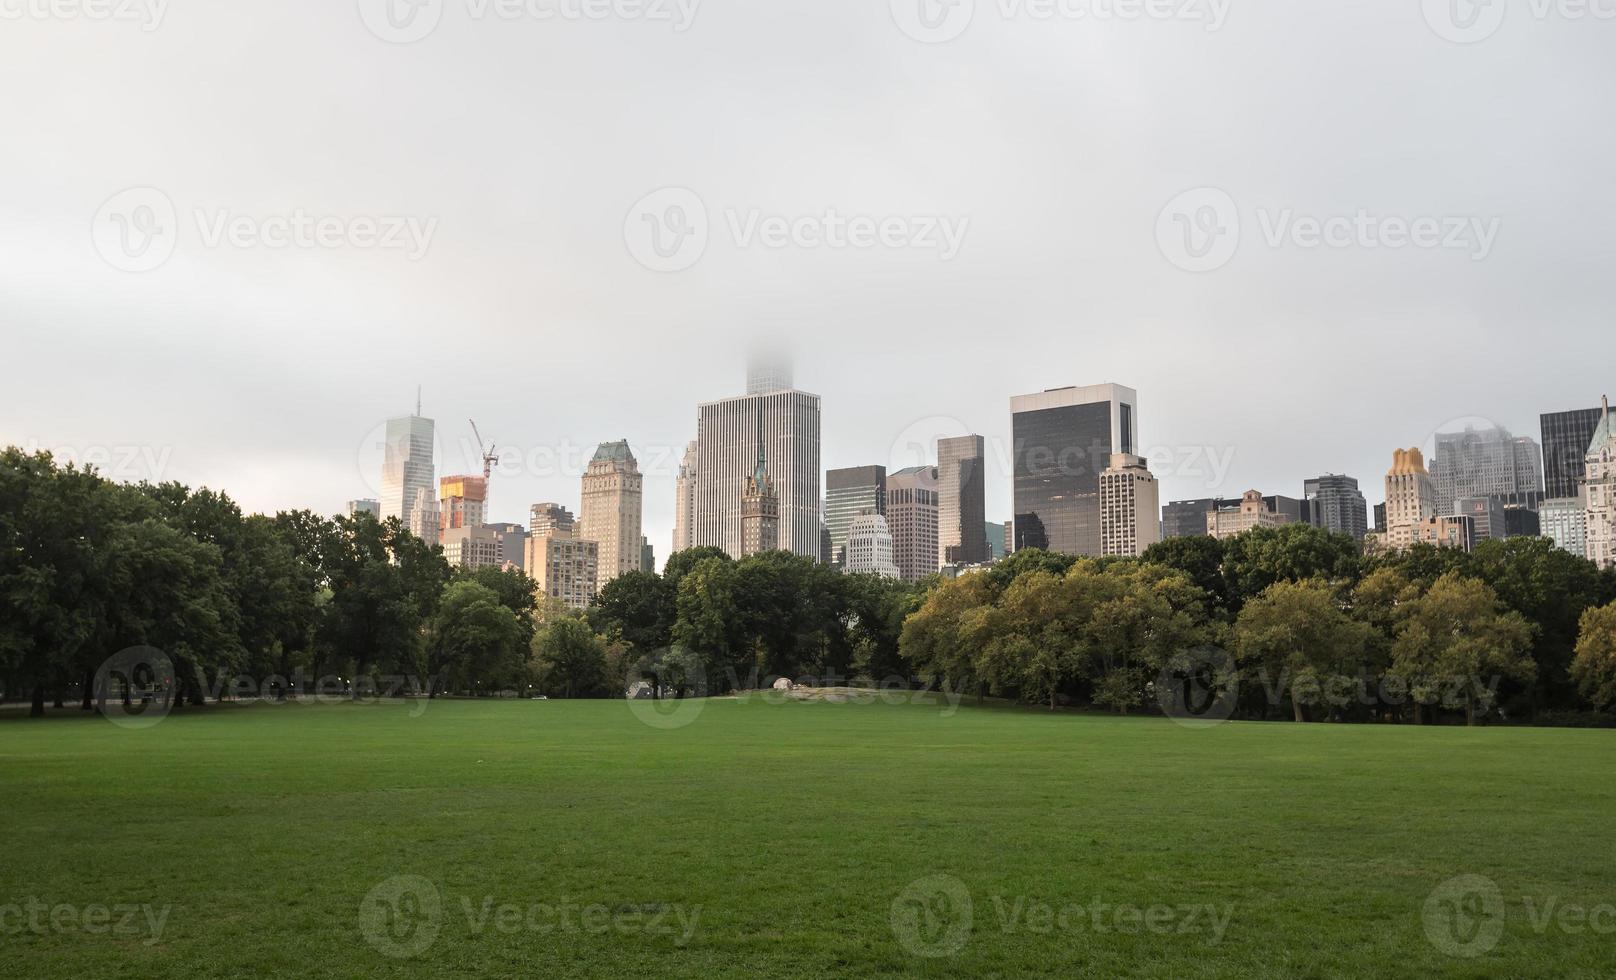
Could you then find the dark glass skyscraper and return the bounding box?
[1541,407,1604,500]
[824,465,886,566]
[1011,384,1138,556]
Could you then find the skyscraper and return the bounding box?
[379,409,435,540]
[1099,454,1161,556]
[694,364,821,559]
[1430,425,1543,515]
[438,475,487,534]
[887,465,939,582]
[825,465,886,566]
[579,441,643,585]
[1011,384,1138,556]
[1541,497,1588,558]
[529,502,576,538]
[740,415,781,557]
[1542,406,1605,501]
[1376,447,1471,552]
[1304,474,1369,540]
[1585,397,1616,570]
[938,435,988,566]
[671,440,697,556]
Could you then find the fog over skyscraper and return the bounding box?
[693,360,821,560]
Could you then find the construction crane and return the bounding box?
[468,419,497,481]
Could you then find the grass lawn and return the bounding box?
[3,694,1614,978]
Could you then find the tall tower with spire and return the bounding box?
[740,405,780,556]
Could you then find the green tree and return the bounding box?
[532,616,608,698]
[1141,535,1229,614]
[429,580,527,696]
[1220,523,1360,612]
[590,570,672,655]
[1390,572,1536,725]
[1570,601,1616,712]
[1235,579,1374,722]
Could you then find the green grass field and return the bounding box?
[4,695,1614,978]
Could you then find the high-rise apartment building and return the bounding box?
[1542,406,1605,501]
[1375,447,1471,553]
[825,466,887,566]
[938,435,989,566]
[1304,474,1369,540]
[1099,454,1161,557]
[442,525,504,570]
[380,411,436,540]
[1011,384,1138,556]
[1455,497,1510,544]
[486,522,528,571]
[438,475,487,534]
[1541,497,1588,558]
[1431,426,1543,515]
[887,466,939,582]
[694,364,821,559]
[529,502,576,538]
[579,441,643,585]
[843,511,899,578]
[672,440,697,556]
[1585,398,1616,570]
[524,520,599,610]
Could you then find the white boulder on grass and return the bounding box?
[772,677,796,692]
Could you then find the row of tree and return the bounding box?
[7,447,1616,724]
[897,526,1616,723]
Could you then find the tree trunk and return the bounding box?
[1465,700,1476,727]
[1413,702,1424,726]
[1049,689,1056,711]
[1292,699,1305,723]
[53,686,64,709]
[29,685,45,718]
[81,667,94,710]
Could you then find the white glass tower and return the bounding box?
[380,413,436,539]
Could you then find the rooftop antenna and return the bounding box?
[416,386,422,417]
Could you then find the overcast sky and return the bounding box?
[3,0,1613,559]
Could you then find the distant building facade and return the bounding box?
[887,466,939,582]
[672,440,698,556]
[524,523,599,610]
[1541,497,1588,558]
[984,522,1006,561]
[1374,447,1471,553]
[1304,474,1368,540]
[1542,406,1606,501]
[825,465,886,566]
[443,525,504,570]
[938,435,988,566]
[1162,498,1217,539]
[1431,425,1543,515]
[739,420,781,557]
[1011,384,1138,556]
[1099,454,1160,557]
[694,364,820,559]
[1586,398,1616,570]
[1207,490,1290,540]
[579,441,643,585]
[347,499,380,519]
[438,475,488,534]
[844,511,899,578]
[380,412,436,541]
